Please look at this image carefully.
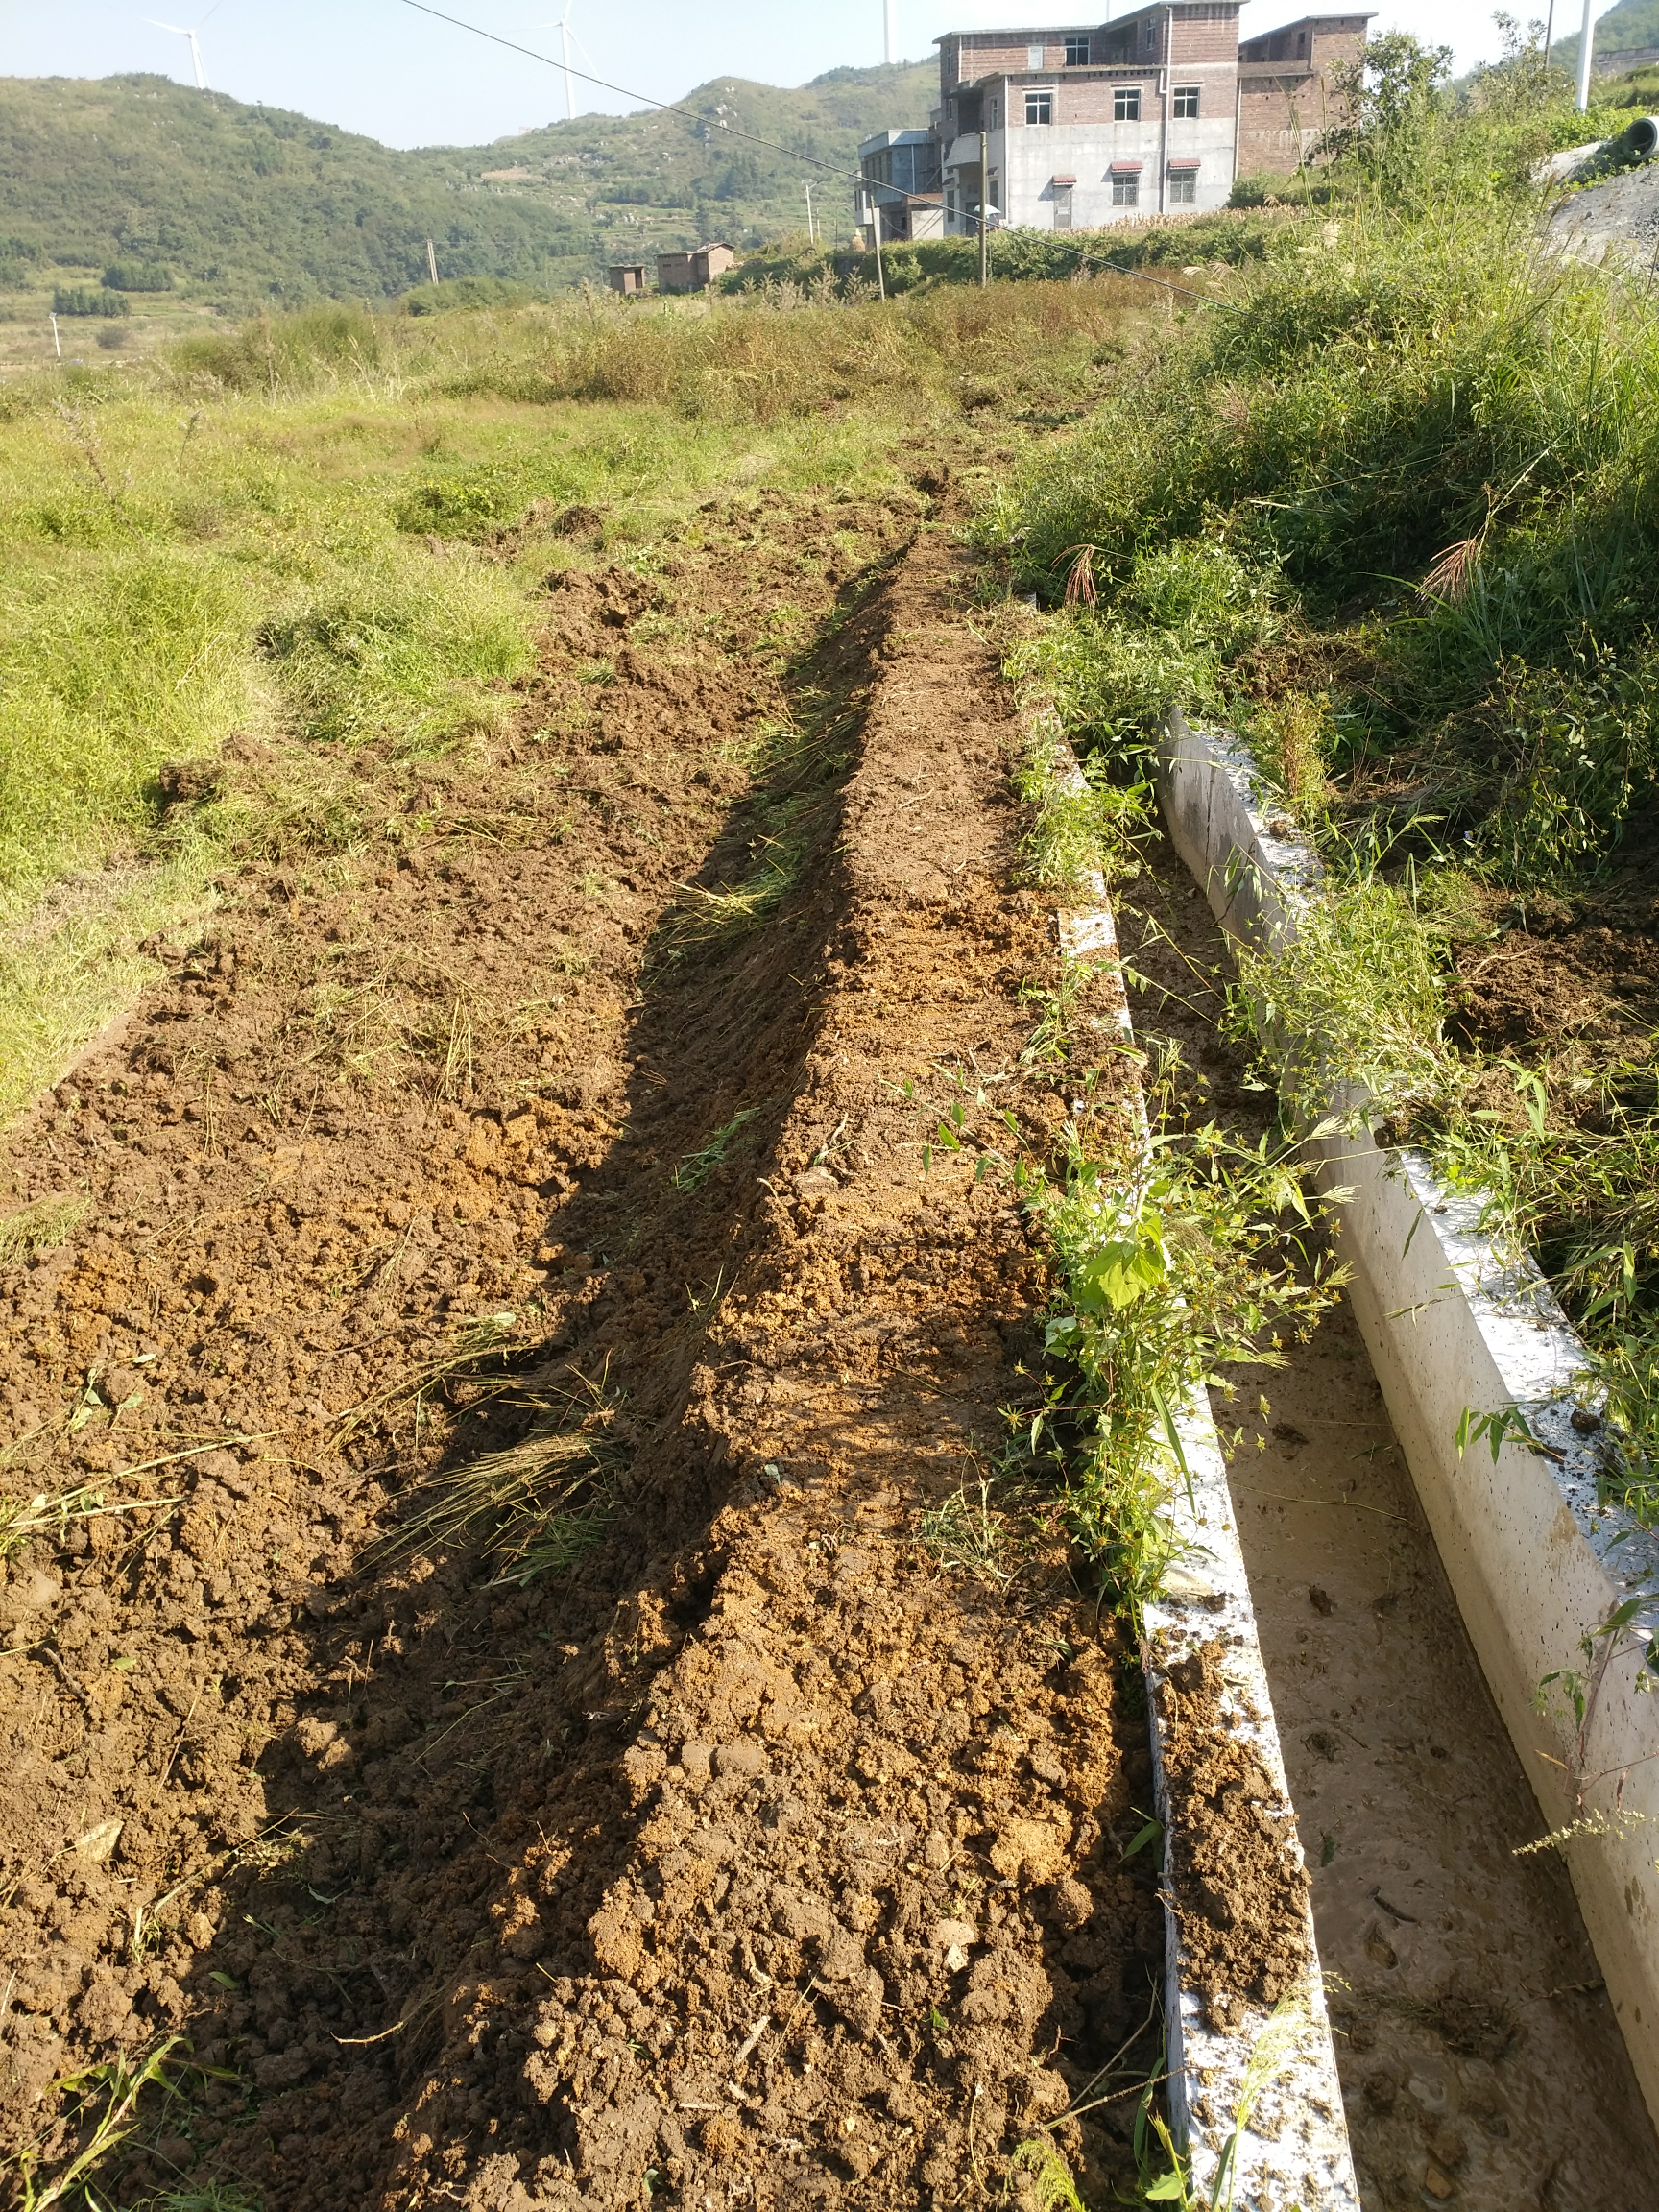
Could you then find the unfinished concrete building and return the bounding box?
[858,10,1369,238]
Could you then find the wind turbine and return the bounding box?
[522,7,585,123]
[145,2,222,91]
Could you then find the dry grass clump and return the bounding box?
[376,1368,624,1588]
[442,280,1141,426]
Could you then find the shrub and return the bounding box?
[103,262,172,291]
[173,304,383,393]
[53,287,129,317]
[403,276,545,317]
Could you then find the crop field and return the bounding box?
[4,42,1659,2211]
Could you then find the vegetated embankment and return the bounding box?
[0,487,1203,2208]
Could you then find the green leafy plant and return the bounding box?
[9,2039,184,2211]
[1016,1101,1345,1613]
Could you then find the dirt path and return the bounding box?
[2,488,1166,2208]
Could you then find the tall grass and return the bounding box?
[992,63,1659,1503]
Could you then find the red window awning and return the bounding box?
[1051,173,1077,185]
[1166,157,1202,170]
[1109,159,1143,173]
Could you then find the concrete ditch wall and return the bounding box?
[1157,708,1659,2129]
[1046,720,1361,2203]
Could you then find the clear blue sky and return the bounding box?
[0,0,1616,149]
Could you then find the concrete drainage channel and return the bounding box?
[1145,710,1659,2199]
[1051,731,1360,2207]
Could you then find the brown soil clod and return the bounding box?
[1152,1639,1310,2013]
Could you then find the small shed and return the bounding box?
[656,243,737,294]
[606,263,648,296]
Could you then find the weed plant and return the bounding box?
[992,34,1659,1516]
[1009,725,1343,1615]
[1015,1090,1344,1614]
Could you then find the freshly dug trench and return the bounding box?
[1,495,1189,2208]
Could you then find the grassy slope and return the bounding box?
[0,62,934,309]
[994,87,1659,1483]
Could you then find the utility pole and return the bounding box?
[50,311,60,358]
[978,127,989,286]
[1575,0,1595,108]
[884,0,896,65]
[426,238,440,285]
[804,181,815,246]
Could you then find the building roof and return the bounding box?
[857,129,937,156]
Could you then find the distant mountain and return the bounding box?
[0,62,936,307]
[1552,0,1659,78]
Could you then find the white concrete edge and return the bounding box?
[1035,711,1360,2207]
[1157,706,1659,2128]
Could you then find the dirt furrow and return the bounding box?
[3,493,1163,2210]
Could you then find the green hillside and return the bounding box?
[1552,0,1659,78]
[0,61,936,308]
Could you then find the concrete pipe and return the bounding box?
[1630,116,1659,157]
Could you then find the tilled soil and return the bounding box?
[1443,803,1659,1067]
[1,488,1170,2208]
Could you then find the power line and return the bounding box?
[393,0,1242,310]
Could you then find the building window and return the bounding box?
[945,186,958,226]
[990,99,999,130]
[1065,36,1090,63]
[1112,173,1140,207]
[1173,84,1200,118]
[1144,19,1157,47]
[987,170,999,221]
[1025,90,1053,125]
[1114,85,1141,121]
[1053,184,1073,228]
[1027,42,1045,67]
[1167,170,1196,204]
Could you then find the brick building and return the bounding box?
[1238,13,1373,176]
[858,10,1368,237]
[656,243,737,293]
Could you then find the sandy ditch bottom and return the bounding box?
[0,490,1208,2209]
[1118,832,1659,2209]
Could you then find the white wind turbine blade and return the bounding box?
[513,18,577,122]
[145,1,221,89]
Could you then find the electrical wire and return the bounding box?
[394,0,1243,309]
